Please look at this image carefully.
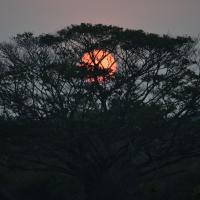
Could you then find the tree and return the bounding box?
[0,23,200,199]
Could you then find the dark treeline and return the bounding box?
[0,23,200,200]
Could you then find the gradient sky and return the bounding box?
[1,0,200,42]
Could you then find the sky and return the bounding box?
[1,0,200,42]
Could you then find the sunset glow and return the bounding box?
[81,49,117,82]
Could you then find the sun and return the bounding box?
[81,49,117,82]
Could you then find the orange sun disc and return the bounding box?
[81,49,117,82]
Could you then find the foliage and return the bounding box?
[0,23,197,120]
[0,23,200,200]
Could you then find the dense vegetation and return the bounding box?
[0,23,200,200]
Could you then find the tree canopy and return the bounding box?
[0,23,197,121]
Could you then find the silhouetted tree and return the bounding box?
[0,23,200,200]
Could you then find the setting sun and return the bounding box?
[81,49,117,82]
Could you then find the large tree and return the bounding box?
[0,23,200,200]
